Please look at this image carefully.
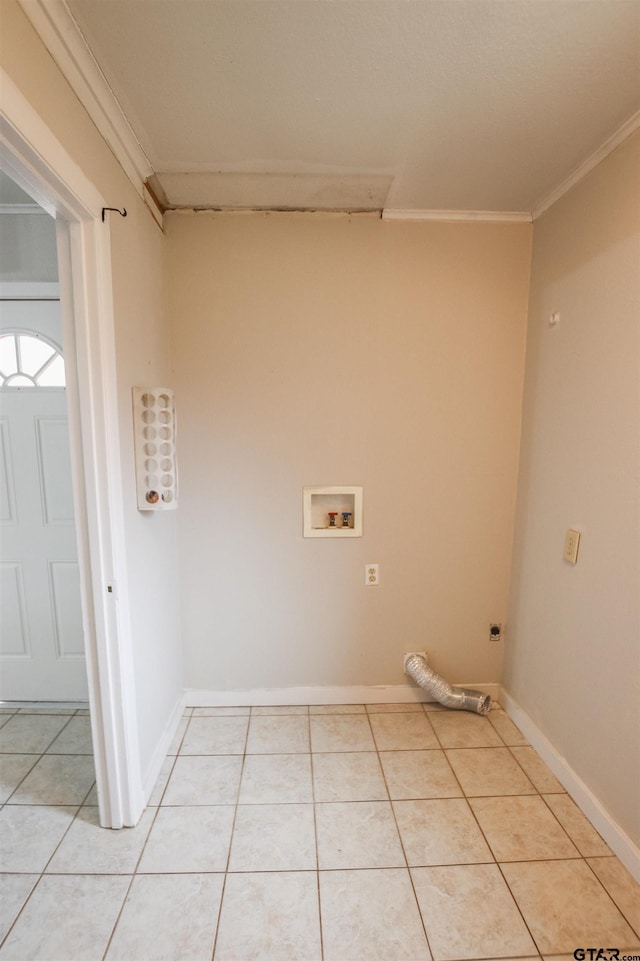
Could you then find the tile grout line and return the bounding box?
[458,712,551,957]
[582,857,640,943]
[365,706,436,960]
[475,713,555,956]
[407,706,546,959]
[308,711,325,961]
[419,706,523,955]
[101,708,197,961]
[536,792,598,858]
[209,709,252,961]
[1,755,41,808]
[1,711,87,811]
[98,861,140,959]
[506,743,564,795]
[0,737,51,951]
[0,710,95,947]
[0,875,41,952]
[0,766,95,951]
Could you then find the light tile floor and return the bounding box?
[1,702,639,960]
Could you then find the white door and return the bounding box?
[0,301,88,700]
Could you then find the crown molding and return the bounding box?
[17,0,154,196]
[531,109,640,221]
[16,0,639,227]
[382,209,532,223]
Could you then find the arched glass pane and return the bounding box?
[36,354,66,387]
[0,336,18,377]
[18,335,55,376]
[5,373,35,387]
[0,333,65,387]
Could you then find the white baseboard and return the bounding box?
[499,686,640,884]
[183,681,500,708]
[141,694,184,804]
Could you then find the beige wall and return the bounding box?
[167,212,531,692]
[1,1,183,776]
[504,132,640,846]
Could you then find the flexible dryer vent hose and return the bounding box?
[405,654,491,716]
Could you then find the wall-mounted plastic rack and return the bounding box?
[132,387,178,511]
[303,486,363,537]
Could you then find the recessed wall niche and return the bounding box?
[132,387,178,511]
[303,486,363,537]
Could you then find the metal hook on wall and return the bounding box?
[101,207,128,222]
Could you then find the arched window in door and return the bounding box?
[0,332,66,387]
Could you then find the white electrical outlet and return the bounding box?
[365,564,379,586]
[563,529,581,565]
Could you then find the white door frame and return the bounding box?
[0,68,143,827]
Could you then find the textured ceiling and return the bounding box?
[66,0,640,212]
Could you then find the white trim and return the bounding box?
[532,110,640,220]
[499,687,640,884]
[61,219,143,826]
[382,209,532,223]
[17,0,153,194]
[184,682,500,708]
[141,694,184,803]
[0,282,60,299]
[0,69,102,219]
[1,67,143,827]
